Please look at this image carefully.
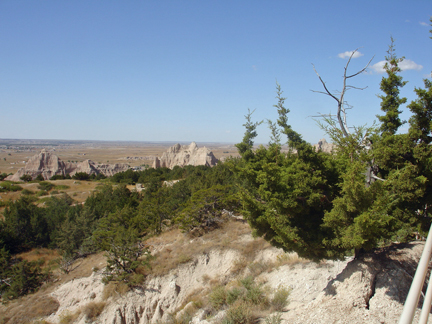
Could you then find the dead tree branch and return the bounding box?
[311,49,374,137]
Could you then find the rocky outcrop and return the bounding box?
[281,243,425,324]
[152,142,218,169]
[5,150,129,181]
[93,162,130,177]
[71,160,129,178]
[5,149,75,181]
[314,138,334,153]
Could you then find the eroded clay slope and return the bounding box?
[44,226,427,324]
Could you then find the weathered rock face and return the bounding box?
[92,162,130,177]
[44,240,425,324]
[5,149,75,181]
[71,160,129,177]
[152,142,218,169]
[5,150,130,181]
[281,242,425,324]
[72,159,100,176]
[313,138,334,153]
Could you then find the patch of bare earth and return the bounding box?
[0,252,107,324]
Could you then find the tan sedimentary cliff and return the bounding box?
[153,142,218,169]
[72,159,129,177]
[5,150,129,181]
[313,138,334,153]
[5,149,75,181]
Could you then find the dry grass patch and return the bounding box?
[175,287,208,319]
[0,295,59,324]
[0,179,101,205]
[58,310,81,324]
[58,252,107,282]
[224,299,256,324]
[17,248,60,269]
[149,220,258,277]
[205,276,290,323]
[147,228,184,249]
[102,282,130,301]
[82,301,106,321]
[275,252,310,268]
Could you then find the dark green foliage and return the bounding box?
[93,207,152,284]
[38,181,55,192]
[72,172,90,180]
[377,38,407,136]
[1,196,49,253]
[0,173,8,181]
[89,173,106,180]
[234,87,341,260]
[235,42,432,260]
[54,209,95,257]
[235,109,263,160]
[408,78,432,144]
[111,168,139,184]
[20,174,32,182]
[0,248,48,302]
[35,174,44,182]
[137,187,172,235]
[84,184,139,220]
[36,190,49,197]
[50,174,72,180]
[21,189,34,195]
[176,184,239,231]
[274,82,305,149]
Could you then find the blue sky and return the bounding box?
[0,1,430,144]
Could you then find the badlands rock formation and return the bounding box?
[5,150,129,181]
[153,142,218,169]
[73,159,129,177]
[5,149,75,181]
[313,138,334,153]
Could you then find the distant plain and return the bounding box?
[0,139,240,175]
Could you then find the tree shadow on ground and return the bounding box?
[324,242,429,309]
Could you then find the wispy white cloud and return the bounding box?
[400,59,423,71]
[370,61,386,73]
[370,59,423,73]
[338,50,364,59]
[419,21,429,26]
[252,65,257,71]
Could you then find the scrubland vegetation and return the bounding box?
[0,37,431,323]
[0,161,242,303]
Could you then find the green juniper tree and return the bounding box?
[92,207,151,285]
[234,85,341,261]
[377,37,407,136]
[408,78,432,145]
[235,38,431,260]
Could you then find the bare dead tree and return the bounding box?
[57,255,83,274]
[311,48,374,137]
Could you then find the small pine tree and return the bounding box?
[377,37,407,135]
